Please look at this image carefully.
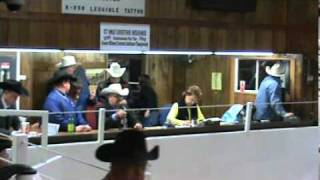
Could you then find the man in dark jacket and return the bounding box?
[100,83,142,130]
[0,80,29,134]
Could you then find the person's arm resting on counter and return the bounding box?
[269,84,291,118]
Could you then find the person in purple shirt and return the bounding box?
[254,62,294,121]
[44,71,92,132]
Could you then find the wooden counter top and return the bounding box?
[28,121,316,145]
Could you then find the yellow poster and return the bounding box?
[211,72,222,90]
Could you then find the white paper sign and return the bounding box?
[100,23,150,51]
[62,0,145,17]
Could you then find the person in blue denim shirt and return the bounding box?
[44,71,92,132]
[55,55,94,120]
[254,62,294,121]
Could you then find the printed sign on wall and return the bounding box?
[211,72,222,90]
[62,0,145,17]
[100,23,150,51]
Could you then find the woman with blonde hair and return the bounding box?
[166,85,205,127]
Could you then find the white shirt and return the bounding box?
[1,95,9,109]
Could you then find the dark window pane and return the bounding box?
[237,60,256,90]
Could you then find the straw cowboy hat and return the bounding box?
[266,62,286,77]
[0,80,29,96]
[100,83,129,96]
[56,55,79,68]
[107,62,126,78]
[96,130,159,163]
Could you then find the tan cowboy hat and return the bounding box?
[106,62,126,78]
[265,62,285,77]
[56,55,79,68]
[100,83,129,96]
[96,130,159,163]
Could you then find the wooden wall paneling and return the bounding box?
[171,57,187,102]
[0,20,7,45]
[234,93,256,104]
[254,0,287,25]
[188,27,201,49]
[26,0,60,13]
[176,26,189,49]
[7,20,29,46]
[226,29,243,50]
[146,55,174,106]
[272,30,287,52]
[254,30,273,50]
[20,52,33,109]
[243,29,255,50]
[209,29,227,50]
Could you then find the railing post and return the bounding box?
[244,102,253,133]
[41,111,49,148]
[11,133,28,164]
[97,108,106,144]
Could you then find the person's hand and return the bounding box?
[30,123,40,132]
[144,110,150,118]
[119,99,127,106]
[76,125,92,132]
[89,91,96,100]
[116,110,127,119]
[134,123,143,129]
[284,112,294,117]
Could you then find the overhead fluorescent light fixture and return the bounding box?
[0,48,61,53]
[214,51,274,56]
[143,51,213,55]
[64,50,143,54]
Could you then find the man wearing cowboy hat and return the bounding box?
[55,55,93,121]
[0,135,40,179]
[96,62,129,103]
[44,71,92,132]
[254,62,294,121]
[0,80,29,133]
[96,129,159,180]
[100,83,142,129]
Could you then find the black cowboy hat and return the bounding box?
[0,135,12,151]
[96,130,159,162]
[51,70,77,85]
[0,80,29,96]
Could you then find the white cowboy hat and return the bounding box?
[101,83,129,96]
[56,55,79,68]
[106,62,126,78]
[265,62,285,77]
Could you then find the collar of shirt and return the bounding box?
[1,95,9,109]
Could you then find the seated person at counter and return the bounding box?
[254,62,294,121]
[136,74,159,127]
[44,71,92,132]
[0,80,29,134]
[166,85,205,127]
[100,83,142,129]
[96,62,129,103]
